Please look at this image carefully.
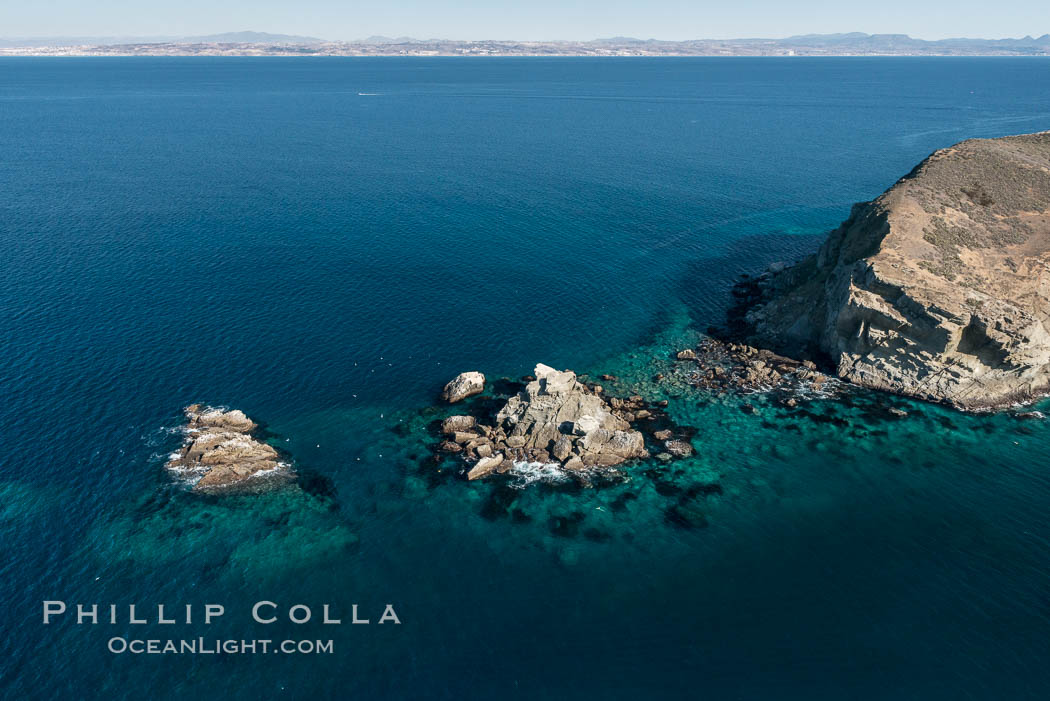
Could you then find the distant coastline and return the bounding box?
[3,32,1050,57]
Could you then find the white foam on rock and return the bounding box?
[249,462,293,479]
[508,460,571,488]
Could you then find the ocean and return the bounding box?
[2,56,1050,699]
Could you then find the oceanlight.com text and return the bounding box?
[107,637,334,655]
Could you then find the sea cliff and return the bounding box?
[732,131,1050,409]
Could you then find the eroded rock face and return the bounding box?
[441,371,486,403]
[166,405,293,491]
[735,131,1050,410]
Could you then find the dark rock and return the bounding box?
[665,503,708,529]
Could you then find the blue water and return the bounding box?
[3,57,1050,699]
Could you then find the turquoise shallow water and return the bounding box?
[3,57,1050,699]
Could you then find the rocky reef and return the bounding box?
[435,364,691,481]
[732,131,1050,410]
[166,405,294,491]
[669,337,834,402]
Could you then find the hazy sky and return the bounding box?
[2,0,1046,41]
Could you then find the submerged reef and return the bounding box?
[730,131,1050,410]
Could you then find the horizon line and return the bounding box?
[4,30,1050,44]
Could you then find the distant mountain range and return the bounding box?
[588,32,1050,50]
[777,31,1050,50]
[3,31,1050,56]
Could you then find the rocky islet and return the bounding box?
[434,363,694,481]
[165,405,294,491]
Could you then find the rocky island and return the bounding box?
[732,131,1050,410]
[166,405,294,491]
[436,364,692,480]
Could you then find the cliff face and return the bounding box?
[739,131,1050,409]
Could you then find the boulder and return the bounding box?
[441,415,476,434]
[577,428,648,464]
[552,435,573,462]
[442,371,486,403]
[468,453,504,481]
[451,431,479,444]
[563,456,585,471]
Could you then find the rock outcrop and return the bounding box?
[496,364,648,467]
[438,364,658,480]
[166,405,293,491]
[441,371,486,403]
[734,131,1050,410]
[668,337,833,398]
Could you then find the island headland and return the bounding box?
[728,131,1050,410]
